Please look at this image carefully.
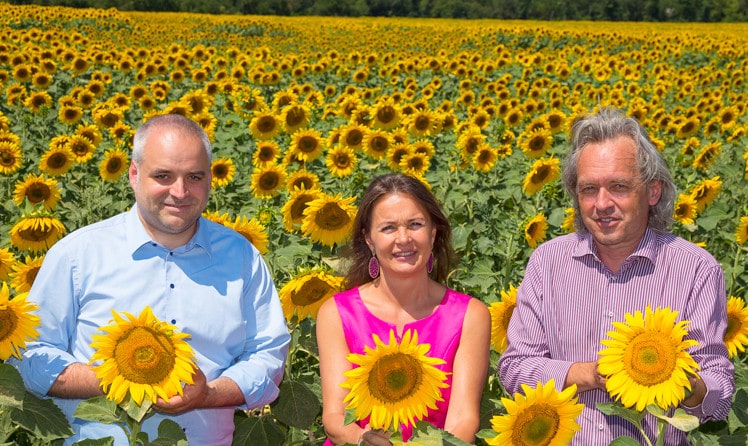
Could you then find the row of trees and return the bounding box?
[6,0,748,21]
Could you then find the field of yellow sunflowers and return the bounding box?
[1,2,748,444]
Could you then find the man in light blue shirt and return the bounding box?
[12,114,291,445]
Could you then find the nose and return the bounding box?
[395,226,410,243]
[594,188,614,213]
[170,178,190,200]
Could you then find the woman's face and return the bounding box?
[365,192,436,279]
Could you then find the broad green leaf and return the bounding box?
[74,396,121,425]
[596,402,646,429]
[271,379,321,429]
[149,419,189,446]
[0,364,25,409]
[647,405,699,432]
[10,391,74,441]
[610,436,643,446]
[232,414,284,446]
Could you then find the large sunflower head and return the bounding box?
[524,213,548,249]
[736,216,748,245]
[290,128,324,163]
[326,145,358,177]
[301,193,357,247]
[10,255,44,294]
[341,329,448,432]
[522,157,560,196]
[10,214,67,254]
[598,305,700,411]
[39,144,76,176]
[99,147,130,182]
[0,282,41,361]
[250,164,287,199]
[13,174,61,209]
[689,176,722,212]
[0,140,23,175]
[281,187,324,232]
[724,296,748,358]
[224,215,269,255]
[489,284,518,353]
[485,379,584,446]
[278,269,345,321]
[249,112,281,140]
[90,306,197,406]
[673,194,698,226]
[0,248,15,282]
[210,157,236,188]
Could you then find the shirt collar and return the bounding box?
[572,227,659,266]
[126,205,211,256]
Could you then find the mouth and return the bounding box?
[393,251,417,259]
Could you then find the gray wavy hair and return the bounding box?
[561,107,676,233]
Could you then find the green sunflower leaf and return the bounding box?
[10,390,74,441]
[0,364,25,409]
[596,402,646,429]
[270,379,321,429]
[609,436,642,446]
[646,405,700,432]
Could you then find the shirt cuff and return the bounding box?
[681,375,718,418]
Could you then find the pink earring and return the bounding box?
[427,252,434,274]
[368,252,380,279]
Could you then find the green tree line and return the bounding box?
[7,0,748,20]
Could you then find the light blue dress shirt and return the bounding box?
[12,206,291,445]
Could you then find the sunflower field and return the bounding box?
[1,2,748,444]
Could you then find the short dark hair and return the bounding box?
[345,173,456,287]
[132,114,212,165]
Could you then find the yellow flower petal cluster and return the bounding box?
[90,306,197,406]
[0,283,41,361]
[486,379,584,446]
[598,306,700,411]
[341,329,448,432]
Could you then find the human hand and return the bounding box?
[360,428,393,446]
[565,361,606,393]
[153,367,207,414]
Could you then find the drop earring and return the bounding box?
[427,252,434,274]
[368,251,380,279]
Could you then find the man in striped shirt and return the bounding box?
[498,107,734,445]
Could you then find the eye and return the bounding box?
[579,185,598,196]
[409,221,424,229]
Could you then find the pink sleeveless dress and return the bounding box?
[322,286,471,444]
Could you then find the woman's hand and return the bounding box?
[360,429,393,446]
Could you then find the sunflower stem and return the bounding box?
[655,417,667,446]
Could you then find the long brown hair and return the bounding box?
[346,173,456,287]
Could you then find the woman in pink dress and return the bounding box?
[317,173,491,445]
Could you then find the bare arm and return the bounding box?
[47,362,105,399]
[443,299,491,443]
[317,298,369,445]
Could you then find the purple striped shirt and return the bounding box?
[498,228,734,446]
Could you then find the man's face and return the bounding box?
[129,128,211,249]
[576,136,661,258]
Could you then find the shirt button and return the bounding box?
[598,424,605,430]
[171,319,177,324]
[608,311,614,317]
[170,284,175,289]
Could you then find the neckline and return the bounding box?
[353,286,449,336]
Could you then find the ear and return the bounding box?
[128,161,138,189]
[647,180,662,206]
[364,230,373,253]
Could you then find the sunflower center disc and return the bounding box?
[114,326,177,384]
[316,203,350,231]
[0,307,19,340]
[513,403,559,446]
[291,277,332,306]
[625,332,677,385]
[368,352,423,403]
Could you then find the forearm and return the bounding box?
[204,376,245,408]
[47,362,104,399]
